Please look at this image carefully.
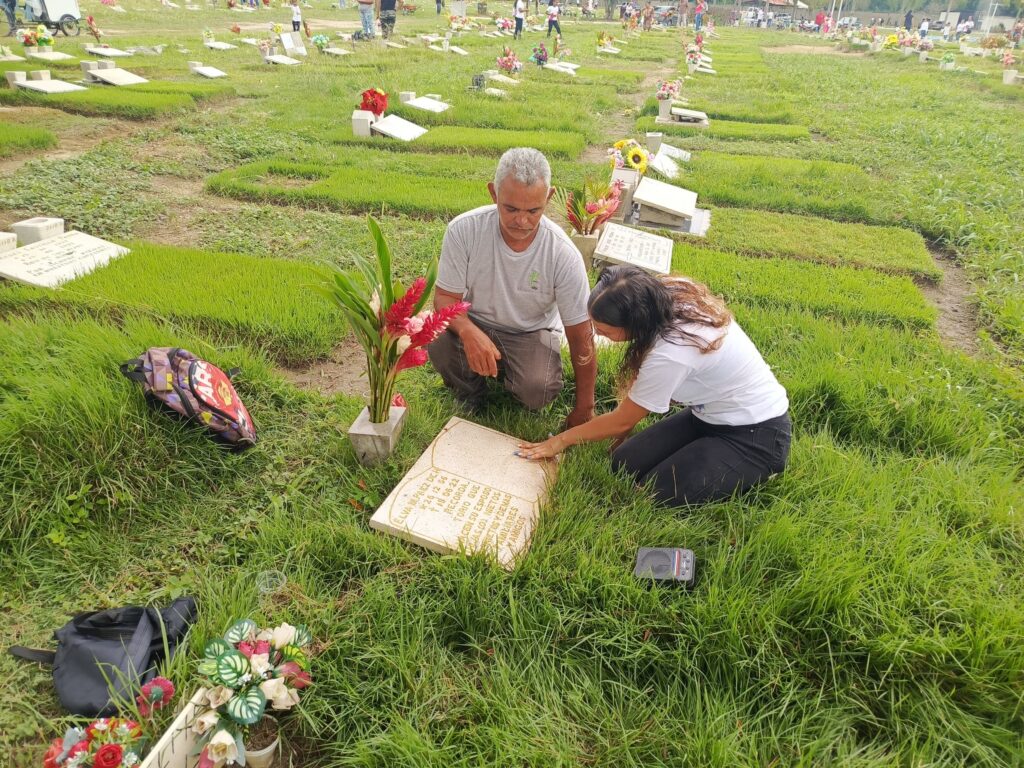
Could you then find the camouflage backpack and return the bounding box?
[120,348,257,448]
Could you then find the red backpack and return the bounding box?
[120,348,257,448]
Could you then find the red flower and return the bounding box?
[68,741,90,759]
[409,301,470,348]
[359,87,388,117]
[43,738,63,768]
[94,743,123,768]
[198,747,215,768]
[254,640,271,656]
[396,348,428,372]
[277,660,312,688]
[137,676,175,717]
[384,278,427,334]
[391,393,408,407]
[237,641,255,658]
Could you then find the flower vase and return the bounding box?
[348,406,408,466]
[919,50,929,62]
[241,717,280,768]
[1003,69,1018,85]
[24,46,38,55]
[39,45,53,52]
[687,61,697,72]
[571,230,601,271]
[657,98,671,121]
[903,46,913,56]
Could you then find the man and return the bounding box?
[356,0,376,37]
[375,0,397,38]
[904,8,912,31]
[429,148,597,428]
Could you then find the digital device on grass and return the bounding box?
[633,547,695,587]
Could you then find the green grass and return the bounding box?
[0,87,197,119]
[0,121,56,157]
[672,243,936,329]
[681,207,941,280]
[637,115,811,142]
[329,124,587,159]
[0,243,346,365]
[127,80,236,102]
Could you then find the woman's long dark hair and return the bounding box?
[588,265,732,389]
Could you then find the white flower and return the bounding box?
[395,335,412,355]
[206,729,239,767]
[270,622,297,650]
[249,652,272,676]
[260,677,300,710]
[256,628,273,642]
[369,290,381,316]
[192,708,220,736]
[122,752,140,767]
[206,686,235,708]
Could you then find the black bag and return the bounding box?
[8,597,197,717]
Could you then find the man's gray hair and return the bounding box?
[494,148,551,191]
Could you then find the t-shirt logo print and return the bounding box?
[528,270,540,291]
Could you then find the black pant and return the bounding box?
[547,18,560,35]
[514,16,523,37]
[292,19,301,30]
[612,408,791,507]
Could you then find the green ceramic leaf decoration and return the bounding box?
[215,650,250,687]
[292,624,313,647]
[204,638,232,659]
[280,644,308,670]
[225,687,266,726]
[223,619,257,644]
[197,658,217,677]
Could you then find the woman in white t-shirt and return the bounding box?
[519,265,792,506]
[513,0,527,38]
[546,0,561,37]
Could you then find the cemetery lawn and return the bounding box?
[1,14,1023,768]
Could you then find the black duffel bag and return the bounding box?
[8,596,197,717]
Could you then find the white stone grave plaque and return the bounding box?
[193,65,227,78]
[13,216,63,244]
[204,41,238,50]
[598,45,620,53]
[15,78,87,93]
[0,231,129,288]
[557,61,579,70]
[633,177,697,220]
[27,50,75,61]
[695,66,716,74]
[649,150,679,179]
[543,62,576,75]
[239,37,259,45]
[670,107,708,123]
[487,72,518,85]
[594,223,672,275]
[384,41,406,48]
[483,87,507,97]
[428,44,446,52]
[406,95,450,112]
[422,34,443,42]
[371,114,427,141]
[90,68,149,86]
[369,417,555,569]
[86,46,132,57]
[278,32,307,56]
[449,46,469,55]
[0,45,26,61]
[323,47,351,56]
[265,54,301,65]
[659,142,691,162]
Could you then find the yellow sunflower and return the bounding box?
[625,147,647,171]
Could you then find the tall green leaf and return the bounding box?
[367,216,393,306]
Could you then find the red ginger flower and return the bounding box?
[384,278,427,334]
[409,301,470,348]
[396,348,428,372]
[137,677,175,717]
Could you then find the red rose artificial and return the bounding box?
[94,743,124,768]
[43,738,63,768]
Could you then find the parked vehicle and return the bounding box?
[837,15,861,30]
[19,0,81,35]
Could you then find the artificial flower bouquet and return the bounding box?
[230,23,242,35]
[496,46,522,74]
[320,218,469,424]
[449,14,471,31]
[202,28,216,43]
[883,33,899,49]
[597,30,615,48]
[86,15,103,44]
[312,34,330,52]
[359,87,388,117]
[553,34,571,59]
[44,718,148,768]
[530,42,548,66]
[685,44,702,66]
[655,78,681,100]
[608,138,649,176]
[192,619,313,768]
[941,52,956,64]
[917,38,934,51]
[495,16,513,31]
[553,177,624,236]
[1002,51,1016,68]
[23,25,53,47]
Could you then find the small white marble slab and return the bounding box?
[86,46,132,57]
[659,142,691,163]
[193,65,227,78]
[27,50,76,61]
[323,47,351,56]
[487,72,518,85]
[266,54,301,65]
[633,177,697,219]
[594,222,672,275]
[90,67,148,85]
[15,78,87,93]
[483,87,507,97]
[449,45,469,55]
[371,113,428,141]
[543,62,576,75]
[204,41,238,50]
[649,151,679,179]
[406,95,450,112]
[239,37,259,45]
[384,41,406,48]
[597,45,620,54]
[0,231,128,288]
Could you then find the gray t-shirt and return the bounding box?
[436,205,590,333]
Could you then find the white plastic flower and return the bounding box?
[249,652,272,676]
[260,677,300,710]
[206,686,235,708]
[271,622,297,650]
[123,751,140,767]
[206,729,239,767]
[369,290,381,316]
[192,708,220,736]
[396,335,412,354]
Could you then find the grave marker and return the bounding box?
[278,32,308,56]
[265,54,302,65]
[406,95,451,112]
[369,417,555,569]
[0,231,129,288]
[371,114,428,141]
[9,72,87,94]
[188,61,227,78]
[89,68,149,86]
[0,45,26,62]
[649,150,679,179]
[594,223,673,275]
[27,50,76,62]
[204,41,238,50]
[322,47,351,56]
[86,46,132,57]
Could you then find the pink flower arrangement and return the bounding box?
[1002,51,1016,68]
[496,46,522,74]
[553,178,624,236]
[655,78,681,100]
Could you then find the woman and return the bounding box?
[546,0,561,37]
[518,266,792,507]
[513,0,526,38]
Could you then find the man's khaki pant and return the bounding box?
[428,324,563,410]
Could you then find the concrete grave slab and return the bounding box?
[0,231,129,288]
[449,46,469,55]
[633,177,697,220]
[543,62,576,75]
[86,46,132,57]
[26,50,76,62]
[204,41,238,50]
[483,87,507,97]
[192,64,227,77]
[322,47,351,56]
[15,77,87,94]
[487,72,518,85]
[658,142,691,163]
[594,222,673,275]
[369,417,555,569]
[265,54,302,65]
[598,45,621,53]
[12,216,64,245]
[278,32,307,56]
[406,95,450,112]
[89,68,149,86]
[371,113,428,141]
[649,151,679,179]
[385,41,406,48]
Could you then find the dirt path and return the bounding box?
[278,337,368,398]
[918,249,980,357]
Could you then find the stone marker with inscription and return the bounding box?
[594,222,673,275]
[369,417,555,569]
[0,231,129,288]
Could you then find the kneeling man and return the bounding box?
[429,148,596,428]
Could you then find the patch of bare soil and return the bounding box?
[0,110,137,176]
[763,44,865,56]
[918,249,980,357]
[279,338,369,398]
[136,175,241,248]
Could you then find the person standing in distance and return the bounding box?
[428,148,597,427]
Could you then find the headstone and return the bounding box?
[27,50,76,62]
[351,109,375,137]
[669,106,709,124]
[191,62,228,78]
[406,95,450,112]
[368,417,555,569]
[0,45,26,62]
[278,32,307,56]
[610,167,640,220]
[371,114,428,141]
[649,150,679,179]
[543,62,575,75]
[646,131,663,153]
[633,177,696,224]
[658,142,691,163]
[204,41,238,50]
[322,47,351,56]
[265,54,301,65]
[598,45,621,53]
[28,70,51,81]
[695,66,716,74]
[86,46,132,57]
[89,67,149,86]
[0,231,129,288]
[12,217,63,245]
[4,71,26,87]
[449,46,469,55]
[487,72,518,85]
[593,222,673,275]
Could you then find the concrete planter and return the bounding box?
[919,50,929,62]
[657,98,672,120]
[570,231,600,271]
[349,406,408,465]
[645,131,663,153]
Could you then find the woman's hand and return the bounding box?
[517,434,565,460]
